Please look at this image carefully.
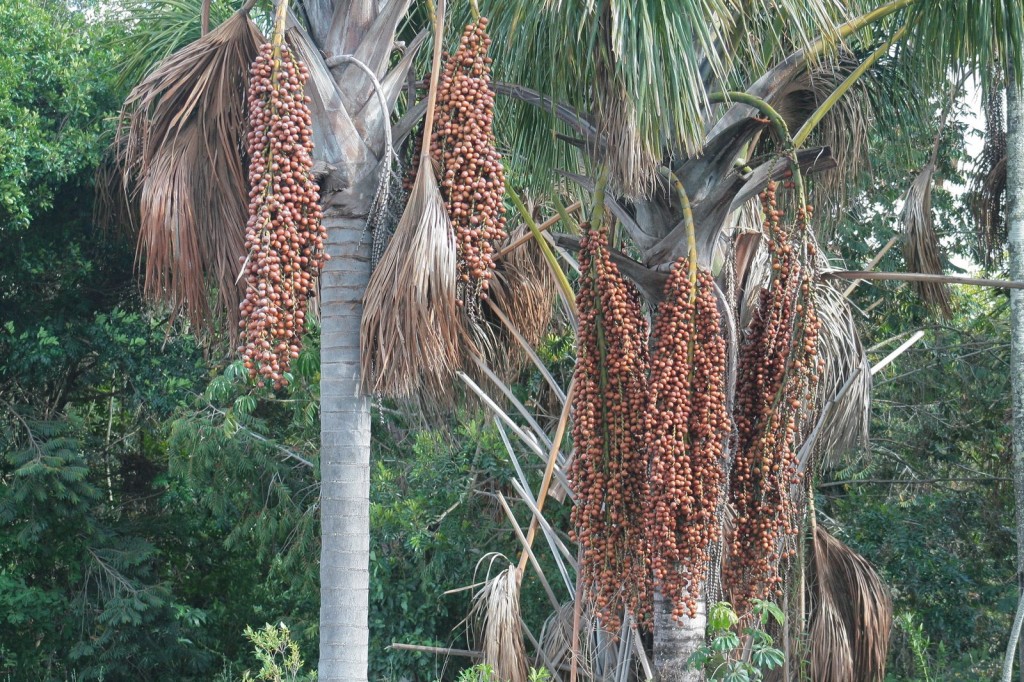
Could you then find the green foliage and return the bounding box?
[0,0,115,234]
[448,663,551,682]
[241,623,317,682]
[688,601,786,682]
[823,89,1015,680]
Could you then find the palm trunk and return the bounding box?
[1007,80,1024,682]
[653,590,706,681]
[319,209,373,681]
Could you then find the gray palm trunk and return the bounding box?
[288,1,412,679]
[1006,81,1024,682]
[654,591,706,681]
[319,210,374,680]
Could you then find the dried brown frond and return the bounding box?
[808,527,893,682]
[901,163,952,318]
[537,599,638,680]
[769,51,871,228]
[360,0,464,407]
[969,84,1007,265]
[112,11,263,337]
[468,563,529,682]
[360,157,461,403]
[478,224,557,380]
[810,282,871,470]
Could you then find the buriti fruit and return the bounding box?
[239,42,327,389]
[569,222,652,633]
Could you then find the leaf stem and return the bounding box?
[506,183,577,311]
[793,25,908,147]
[659,168,698,293]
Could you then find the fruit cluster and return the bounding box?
[645,261,730,620]
[238,43,327,389]
[570,222,652,633]
[431,18,507,305]
[725,180,820,613]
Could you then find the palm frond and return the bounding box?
[969,82,1007,265]
[806,282,871,471]
[808,526,893,682]
[468,559,529,682]
[904,0,1024,87]
[900,163,952,317]
[537,600,635,681]
[111,0,241,89]
[479,224,558,381]
[360,160,461,402]
[477,0,854,196]
[112,10,264,336]
[360,1,463,405]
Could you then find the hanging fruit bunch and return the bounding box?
[569,221,652,633]
[725,179,820,613]
[238,39,327,389]
[427,16,507,308]
[645,260,731,620]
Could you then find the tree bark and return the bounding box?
[1007,80,1024,682]
[318,209,373,682]
[653,591,706,682]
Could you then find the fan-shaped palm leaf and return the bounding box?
[807,526,893,682]
[112,9,263,336]
[900,162,952,317]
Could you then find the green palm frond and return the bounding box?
[477,0,857,196]
[904,0,1024,85]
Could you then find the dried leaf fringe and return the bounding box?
[807,527,893,682]
[901,163,951,317]
[810,282,871,470]
[970,83,1007,265]
[360,0,467,408]
[468,559,529,682]
[112,11,263,337]
[474,224,557,382]
[360,156,461,403]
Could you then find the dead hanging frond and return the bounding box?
[467,557,529,682]
[360,0,462,405]
[360,158,461,401]
[805,281,871,471]
[477,223,557,380]
[970,83,1007,266]
[901,163,952,317]
[111,10,263,337]
[808,527,893,682]
[537,600,637,682]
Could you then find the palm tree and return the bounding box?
[109,1,1022,680]
[1005,79,1024,682]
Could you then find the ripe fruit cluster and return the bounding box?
[430,18,507,304]
[726,180,820,612]
[239,43,327,389]
[570,222,652,633]
[646,261,730,620]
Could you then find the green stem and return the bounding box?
[708,91,806,205]
[793,25,908,147]
[659,168,698,291]
[708,91,790,142]
[589,167,610,227]
[809,0,915,63]
[552,195,579,234]
[506,183,577,311]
